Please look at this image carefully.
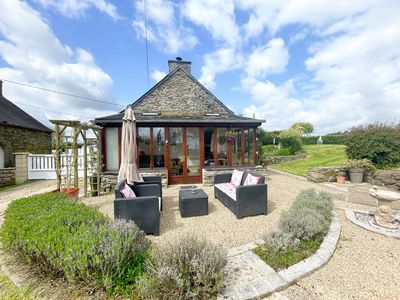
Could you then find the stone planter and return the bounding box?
[349,168,364,183]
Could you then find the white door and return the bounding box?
[0,146,4,169]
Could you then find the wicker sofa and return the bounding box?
[114,180,161,235]
[214,170,268,219]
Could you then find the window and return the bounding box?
[204,127,215,166]
[153,127,165,167]
[105,127,119,171]
[138,127,151,168]
[231,128,242,166]
[187,127,200,175]
[216,128,227,166]
[244,129,254,165]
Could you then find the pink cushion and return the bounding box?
[215,183,237,201]
[120,183,136,198]
[230,169,244,186]
[244,173,261,186]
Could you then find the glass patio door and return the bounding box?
[167,127,202,184]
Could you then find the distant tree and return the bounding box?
[290,122,314,135]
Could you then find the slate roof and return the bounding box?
[95,112,263,125]
[95,64,264,126]
[0,90,52,132]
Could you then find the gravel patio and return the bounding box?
[1,172,399,299]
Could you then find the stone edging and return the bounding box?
[344,208,400,239]
[220,212,341,299]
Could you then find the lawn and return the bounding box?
[272,144,347,177]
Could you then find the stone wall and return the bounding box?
[265,154,306,165]
[101,168,168,192]
[203,166,268,185]
[0,168,15,187]
[307,167,348,183]
[0,124,52,168]
[368,170,400,190]
[133,68,230,115]
[307,167,400,190]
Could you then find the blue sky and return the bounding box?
[1,0,400,134]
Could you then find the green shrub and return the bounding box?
[280,207,329,240]
[259,128,281,145]
[291,189,334,221]
[0,193,150,294]
[274,148,292,156]
[345,123,400,168]
[255,189,334,270]
[139,235,227,299]
[345,158,376,170]
[263,230,299,253]
[279,129,303,154]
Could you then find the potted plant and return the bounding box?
[345,159,375,183]
[336,171,346,184]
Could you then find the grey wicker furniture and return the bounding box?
[179,189,208,218]
[134,176,163,210]
[114,180,161,235]
[214,170,267,219]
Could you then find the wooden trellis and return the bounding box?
[50,120,102,197]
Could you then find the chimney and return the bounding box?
[168,57,191,73]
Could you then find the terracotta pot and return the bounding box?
[336,176,345,184]
[51,188,80,198]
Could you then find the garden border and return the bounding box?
[344,208,400,239]
[220,212,341,299]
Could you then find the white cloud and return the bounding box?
[183,0,240,46]
[34,0,120,20]
[240,0,400,133]
[0,1,119,127]
[246,38,289,78]
[132,0,198,54]
[199,48,241,89]
[151,69,167,82]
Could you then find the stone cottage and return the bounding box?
[0,80,52,169]
[95,58,264,186]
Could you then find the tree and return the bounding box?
[290,122,314,135]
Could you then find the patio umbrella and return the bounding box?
[118,106,142,184]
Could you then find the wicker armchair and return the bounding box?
[214,171,268,219]
[134,176,163,210]
[114,180,161,235]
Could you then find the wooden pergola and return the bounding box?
[50,120,102,197]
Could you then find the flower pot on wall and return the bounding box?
[349,168,364,183]
[336,176,345,184]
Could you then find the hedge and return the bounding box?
[0,193,150,295]
[301,134,346,145]
[345,123,400,168]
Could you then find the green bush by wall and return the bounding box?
[345,123,400,168]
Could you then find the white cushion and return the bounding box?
[120,183,136,198]
[230,169,244,187]
[244,174,261,186]
[215,183,237,201]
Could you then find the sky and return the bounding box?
[1,0,400,134]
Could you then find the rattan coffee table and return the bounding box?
[178,189,208,218]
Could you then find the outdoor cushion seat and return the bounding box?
[214,170,268,219]
[114,180,161,235]
[134,176,163,210]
